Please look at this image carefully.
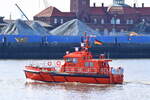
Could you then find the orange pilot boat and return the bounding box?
[24,34,124,84]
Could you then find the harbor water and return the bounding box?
[0,59,150,100]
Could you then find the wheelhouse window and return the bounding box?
[90,62,94,67]
[66,58,78,63]
[72,58,78,63]
[66,58,72,62]
[85,62,94,67]
[102,62,109,67]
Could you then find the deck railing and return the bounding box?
[64,67,110,75]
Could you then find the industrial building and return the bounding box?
[34,0,150,34]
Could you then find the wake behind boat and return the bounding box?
[24,33,124,84]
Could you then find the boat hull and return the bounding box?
[24,69,123,84]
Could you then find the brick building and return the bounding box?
[34,0,150,34]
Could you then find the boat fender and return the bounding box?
[48,62,52,66]
[56,61,61,67]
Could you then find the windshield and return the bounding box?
[66,58,78,63]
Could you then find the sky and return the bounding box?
[0,0,150,20]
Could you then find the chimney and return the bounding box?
[142,3,144,8]
[93,3,96,7]
[102,3,104,7]
[134,3,136,8]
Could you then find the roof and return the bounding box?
[64,51,89,58]
[111,4,130,7]
[34,5,150,18]
[108,6,136,14]
[136,7,150,15]
[89,7,106,15]
[59,12,76,17]
[35,6,75,17]
[90,6,150,15]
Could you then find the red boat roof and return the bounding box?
[64,51,90,58]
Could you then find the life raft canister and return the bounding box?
[47,61,52,66]
[56,61,61,67]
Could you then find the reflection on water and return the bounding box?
[25,82,116,92]
[24,82,121,100]
[0,59,150,100]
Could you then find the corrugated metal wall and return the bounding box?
[1,35,150,44]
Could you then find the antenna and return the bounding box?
[81,33,91,52]
[9,13,12,20]
[134,0,138,7]
[15,4,30,21]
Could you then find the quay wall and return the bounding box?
[1,35,150,59]
[0,42,150,59]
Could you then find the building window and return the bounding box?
[101,19,104,24]
[82,1,86,5]
[104,28,108,35]
[54,18,57,24]
[114,0,124,4]
[116,18,120,24]
[130,20,133,24]
[142,19,145,22]
[121,29,124,32]
[111,17,115,24]
[126,19,134,24]
[96,28,99,32]
[112,28,116,33]
[60,19,64,24]
[126,19,129,24]
[94,18,97,24]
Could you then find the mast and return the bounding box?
[82,32,91,51]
